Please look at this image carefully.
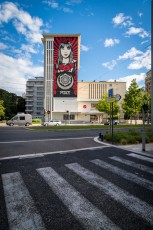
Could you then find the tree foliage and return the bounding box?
[0,100,5,119]
[0,89,25,120]
[96,93,119,118]
[122,79,143,120]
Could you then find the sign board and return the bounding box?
[114,94,121,101]
[106,97,116,103]
[108,88,113,98]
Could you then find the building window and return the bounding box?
[63,114,75,120]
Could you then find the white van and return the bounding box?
[6,113,32,126]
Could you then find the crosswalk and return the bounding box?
[1,152,153,230]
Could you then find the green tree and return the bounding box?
[122,79,143,124]
[142,91,151,124]
[0,100,5,120]
[0,89,25,119]
[96,93,119,120]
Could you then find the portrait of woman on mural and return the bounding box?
[54,37,78,97]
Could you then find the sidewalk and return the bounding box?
[117,143,153,155]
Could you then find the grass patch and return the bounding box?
[30,124,147,131]
[104,128,153,144]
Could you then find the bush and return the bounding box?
[32,118,42,124]
[104,128,153,145]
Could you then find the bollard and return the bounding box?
[99,133,103,141]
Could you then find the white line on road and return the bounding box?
[0,146,109,161]
[0,136,95,144]
[37,167,120,230]
[91,159,153,191]
[110,156,153,175]
[2,172,45,230]
[128,153,153,163]
[66,163,153,225]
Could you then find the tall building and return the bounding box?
[145,70,151,93]
[41,34,126,123]
[25,77,44,119]
[42,34,81,121]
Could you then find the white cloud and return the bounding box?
[63,7,73,13]
[43,0,73,12]
[81,44,90,52]
[66,0,82,5]
[104,38,120,47]
[0,2,43,44]
[112,13,133,27]
[0,42,8,50]
[43,0,59,8]
[0,53,43,95]
[118,47,143,60]
[21,44,37,54]
[138,11,143,18]
[128,49,151,70]
[125,26,149,38]
[108,73,145,90]
[102,60,117,70]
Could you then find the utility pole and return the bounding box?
[151,0,153,131]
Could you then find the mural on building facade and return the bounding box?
[53,37,78,97]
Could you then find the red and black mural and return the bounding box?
[53,37,78,97]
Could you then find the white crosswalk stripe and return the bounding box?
[110,156,153,175]
[2,172,45,230]
[1,152,153,229]
[128,153,153,163]
[66,162,153,225]
[91,159,153,191]
[37,167,120,230]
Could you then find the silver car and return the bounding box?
[43,120,62,126]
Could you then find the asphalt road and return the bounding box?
[0,126,153,230]
[0,126,105,159]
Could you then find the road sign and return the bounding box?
[114,94,121,101]
[106,97,116,103]
[108,88,113,98]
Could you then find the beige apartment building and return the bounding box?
[52,80,126,123]
[145,70,151,93]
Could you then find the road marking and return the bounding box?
[91,159,153,191]
[110,156,153,175]
[128,153,153,163]
[0,136,95,144]
[0,146,109,161]
[2,172,45,230]
[66,163,153,225]
[37,167,120,230]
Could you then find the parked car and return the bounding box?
[43,120,62,126]
[104,121,110,125]
[6,113,32,126]
[113,120,119,125]
[104,120,119,125]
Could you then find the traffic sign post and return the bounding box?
[106,92,121,144]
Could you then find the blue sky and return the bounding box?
[0,0,151,96]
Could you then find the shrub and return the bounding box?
[32,118,42,124]
[104,128,153,145]
[120,139,127,145]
